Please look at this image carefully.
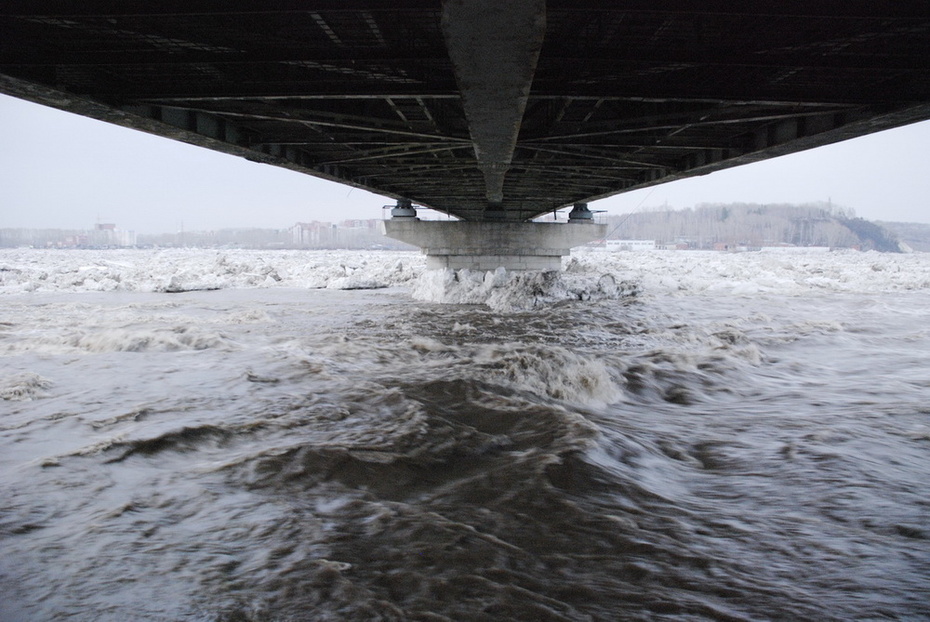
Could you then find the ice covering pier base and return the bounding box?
[382,220,606,271]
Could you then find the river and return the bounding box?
[1,248,928,621]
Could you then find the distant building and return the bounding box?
[605,239,656,251]
[90,223,135,247]
[759,245,831,253]
[291,221,333,246]
[339,219,380,229]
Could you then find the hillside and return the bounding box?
[876,221,930,252]
[605,202,905,252]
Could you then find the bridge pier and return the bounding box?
[382,218,605,272]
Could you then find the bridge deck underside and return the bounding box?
[1,1,929,221]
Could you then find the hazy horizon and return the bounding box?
[2,93,929,233]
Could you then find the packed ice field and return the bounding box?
[2,247,929,311]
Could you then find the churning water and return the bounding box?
[1,249,929,621]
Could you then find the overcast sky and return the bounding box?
[2,93,929,233]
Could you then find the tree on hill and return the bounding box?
[838,217,901,252]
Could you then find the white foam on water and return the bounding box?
[410,266,640,311]
[469,342,624,406]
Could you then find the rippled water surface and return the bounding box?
[2,253,929,621]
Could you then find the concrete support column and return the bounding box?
[382,219,605,271]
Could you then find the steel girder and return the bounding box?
[1,1,929,221]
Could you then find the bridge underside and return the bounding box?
[1,2,929,225]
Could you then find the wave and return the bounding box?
[103,424,234,463]
[0,372,52,401]
[56,327,233,353]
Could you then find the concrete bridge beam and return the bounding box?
[382,219,605,272]
[441,0,546,215]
